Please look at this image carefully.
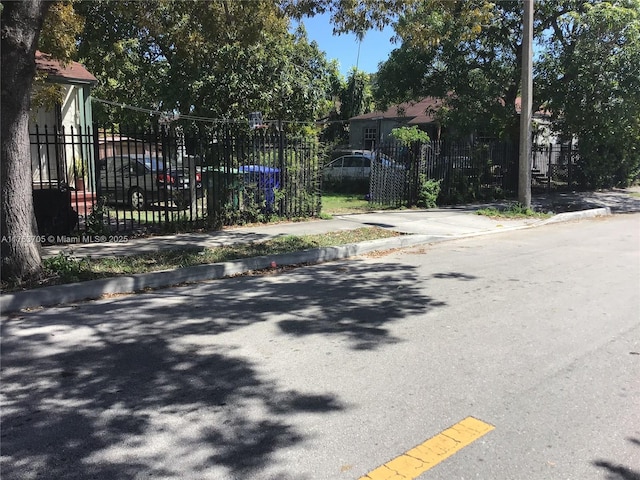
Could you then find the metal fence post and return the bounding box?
[160,124,169,227]
[547,143,553,192]
[568,143,573,189]
[278,121,285,215]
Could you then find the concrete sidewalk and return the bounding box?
[41,187,640,260]
[2,188,639,314]
[41,207,542,260]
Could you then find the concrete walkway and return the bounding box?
[2,188,639,314]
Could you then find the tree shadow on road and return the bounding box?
[1,332,339,479]
[592,437,640,480]
[431,272,478,281]
[1,259,454,479]
[533,189,640,214]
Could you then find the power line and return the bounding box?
[92,97,244,124]
[91,96,347,126]
[92,97,163,116]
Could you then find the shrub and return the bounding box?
[85,197,110,236]
[416,175,440,208]
[390,126,431,145]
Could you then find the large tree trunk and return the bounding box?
[1,1,51,282]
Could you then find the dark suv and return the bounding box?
[98,155,201,210]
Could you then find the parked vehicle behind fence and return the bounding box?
[322,151,404,182]
[98,155,202,210]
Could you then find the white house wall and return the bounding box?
[30,107,61,186]
[61,84,81,128]
[30,84,94,188]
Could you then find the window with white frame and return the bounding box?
[364,127,377,149]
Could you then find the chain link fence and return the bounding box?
[367,140,519,208]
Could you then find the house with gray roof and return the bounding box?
[348,97,443,149]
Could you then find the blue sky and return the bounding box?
[296,14,544,77]
[295,12,397,77]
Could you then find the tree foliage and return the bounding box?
[286,0,492,40]
[390,125,430,145]
[339,68,374,120]
[366,0,640,186]
[31,0,84,112]
[537,0,640,187]
[319,67,375,144]
[375,1,525,141]
[74,0,338,128]
[39,0,83,61]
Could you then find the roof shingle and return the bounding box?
[350,97,443,124]
[35,51,97,85]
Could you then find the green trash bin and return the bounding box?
[203,166,241,214]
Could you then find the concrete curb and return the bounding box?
[538,207,612,225]
[0,234,432,313]
[0,208,612,314]
[454,207,612,238]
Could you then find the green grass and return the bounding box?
[3,227,401,292]
[110,206,204,224]
[475,203,552,219]
[106,192,391,222]
[321,193,375,214]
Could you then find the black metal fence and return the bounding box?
[30,124,95,236]
[361,140,582,208]
[29,124,581,241]
[29,124,322,237]
[365,140,519,207]
[531,142,580,192]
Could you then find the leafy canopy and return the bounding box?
[32,0,84,112]
[537,0,640,187]
[390,126,430,145]
[74,0,338,128]
[375,1,525,141]
[365,0,640,188]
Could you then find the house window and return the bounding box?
[364,127,377,149]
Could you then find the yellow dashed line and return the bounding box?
[359,417,495,480]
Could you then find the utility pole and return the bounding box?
[518,0,534,207]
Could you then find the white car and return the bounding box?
[323,152,404,181]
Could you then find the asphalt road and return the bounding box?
[1,214,639,480]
